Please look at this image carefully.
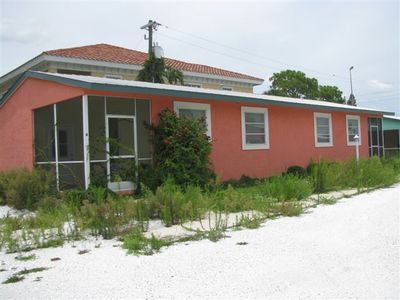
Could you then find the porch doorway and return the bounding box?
[106,115,137,192]
[368,118,384,157]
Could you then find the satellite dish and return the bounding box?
[153,45,164,59]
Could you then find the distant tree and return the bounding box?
[265,70,319,99]
[265,69,348,104]
[318,85,345,104]
[137,53,184,85]
[165,67,184,85]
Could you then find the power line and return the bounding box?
[156,31,353,85]
[165,25,383,85]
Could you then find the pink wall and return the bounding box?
[0,80,380,181]
[149,95,375,180]
[0,78,84,171]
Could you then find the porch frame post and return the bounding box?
[53,104,60,191]
[82,95,90,189]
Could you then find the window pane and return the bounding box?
[108,118,135,156]
[110,158,136,182]
[57,98,83,161]
[317,135,330,143]
[179,109,206,120]
[89,96,106,160]
[34,105,55,162]
[245,112,264,123]
[245,124,265,134]
[316,117,329,126]
[246,134,265,144]
[106,97,135,115]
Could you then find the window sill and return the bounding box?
[315,143,333,148]
[242,144,270,150]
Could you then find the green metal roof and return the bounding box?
[0,71,395,116]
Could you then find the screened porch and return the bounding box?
[33,95,151,192]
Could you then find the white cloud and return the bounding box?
[0,19,49,44]
[367,79,393,90]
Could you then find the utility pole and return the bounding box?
[140,20,161,55]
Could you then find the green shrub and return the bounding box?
[256,174,313,201]
[1,168,55,210]
[79,197,136,239]
[147,108,215,189]
[222,175,258,188]
[358,156,396,188]
[286,165,306,177]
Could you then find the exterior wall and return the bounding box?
[149,96,373,180]
[0,78,84,171]
[0,80,379,182]
[232,86,253,93]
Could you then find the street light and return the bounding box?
[349,66,354,97]
[354,134,360,162]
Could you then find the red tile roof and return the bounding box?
[44,43,263,82]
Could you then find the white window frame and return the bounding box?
[314,112,333,147]
[346,115,361,146]
[241,106,269,150]
[173,101,212,138]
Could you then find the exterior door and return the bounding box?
[368,118,384,157]
[106,115,137,191]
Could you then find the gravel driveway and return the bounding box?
[1,184,399,299]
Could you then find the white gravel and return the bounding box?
[1,184,399,299]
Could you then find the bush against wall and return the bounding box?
[144,109,215,189]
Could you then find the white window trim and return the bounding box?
[173,101,212,138]
[314,112,333,147]
[346,115,361,146]
[241,106,270,150]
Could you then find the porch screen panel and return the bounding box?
[34,105,55,162]
[58,163,85,189]
[136,99,151,160]
[56,98,84,162]
[88,96,106,160]
[106,97,135,115]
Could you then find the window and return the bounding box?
[222,86,233,91]
[346,115,361,146]
[105,74,123,80]
[241,107,269,150]
[314,112,333,147]
[183,83,201,88]
[174,102,211,137]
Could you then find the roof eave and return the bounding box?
[1,71,392,116]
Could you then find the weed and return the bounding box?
[15,254,36,261]
[317,195,337,205]
[2,275,24,284]
[122,228,170,255]
[15,267,49,276]
[276,202,304,217]
[78,249,90,255]
[207,229,226,242]
[236,215,262,229]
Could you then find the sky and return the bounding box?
[0,0,399,115]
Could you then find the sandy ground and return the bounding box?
[0,184,399,299]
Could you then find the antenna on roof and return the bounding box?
[140,20,162,56]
